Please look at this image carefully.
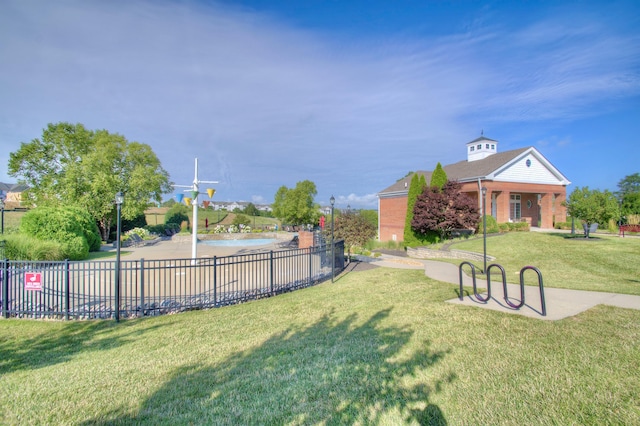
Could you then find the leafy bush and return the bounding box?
[145,224,165,235]
[232,214,251,227]
[65,206,102,251]
[126,227,150,239]
[2,234,65,261]
[165,204,190,227]
[19,206,100,259]
[554,221,574,230]
[477,215,499,234]
[122,213,147,233]
[497,222,530,233]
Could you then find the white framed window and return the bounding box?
[510,194,521,221]
[485,143,490,149]
[470,146,475,152]
[477,144,482,150]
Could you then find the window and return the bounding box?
[470,146,475,152]
[485,144,490,149]
[510,194,521,221]
[491,144,495,149]
[477,144,481,150]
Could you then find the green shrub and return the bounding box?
[514,222,530,231]
[19,207,96,260]
[232,214,251,227]
[2,234,66,261]
[478,215,499,234]
[165,204,190,227]
[554,221,573,230]
[126,227,149,239]
[65,206,102,251]
[122,213,147,233]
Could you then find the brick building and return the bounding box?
[377,136,571,242]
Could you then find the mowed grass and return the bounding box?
[445,232,640,295]
[1,267,639,425]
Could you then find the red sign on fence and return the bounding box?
[24,272,43,291]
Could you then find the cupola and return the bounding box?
[466,133,498,162]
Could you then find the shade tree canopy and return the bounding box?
[565,186,619,235]
[272,180,319,225]
[617,173,640,218]
[9,122,172,240]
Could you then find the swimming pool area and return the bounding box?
[200,238,277,247]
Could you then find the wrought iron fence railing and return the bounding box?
[1,241,345,320]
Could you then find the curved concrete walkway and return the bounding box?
[362,253,640,321]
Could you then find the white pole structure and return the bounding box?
[173,158,218,262]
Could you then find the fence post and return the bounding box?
[2,259,8,318]
[64,259,70,321]
[213,256,217,307]
[140,259,145,317]
[308,247,312,286]
[270,250,274,295]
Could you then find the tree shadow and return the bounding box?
[0,320,168,374]
[82,309,452,425]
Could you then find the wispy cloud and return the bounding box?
[1,1,638,207]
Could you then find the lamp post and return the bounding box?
[330,195,335,283]
[114,191,124,322]
[481,187,487,274]
[0,198,4,235]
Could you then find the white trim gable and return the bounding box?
[488,148,570,185]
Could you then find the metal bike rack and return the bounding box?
[458,262,547,316]
[458,261,490,302]
[519,266,546,316]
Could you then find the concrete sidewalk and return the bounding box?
[364,254,640,321]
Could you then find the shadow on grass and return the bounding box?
[0,320,167,375]
[545,232,604,241]
[83,309,453,425]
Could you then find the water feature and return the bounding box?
[200,238,277,247]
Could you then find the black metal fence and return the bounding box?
[1,241,345,320]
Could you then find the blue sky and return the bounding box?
[1,0,638,209]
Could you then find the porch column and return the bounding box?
[540,193,553,229]
[496,191,510,223]
[554,192,567,223]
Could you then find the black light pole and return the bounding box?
[114,192,124,322]
[482,187,487,274]
[0,198,4,235]
[330,195,335,283]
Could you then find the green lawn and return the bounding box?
[439,232,640,295]
[1,267,639,424]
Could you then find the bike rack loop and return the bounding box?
[520,266,547,316]
[458,261,490,302]
[459,262,547,317]
[491,263,524,309]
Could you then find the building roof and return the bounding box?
[378,146,570,196]
[0,182,28,192]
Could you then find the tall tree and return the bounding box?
[565,187,619,236]
[430,162,448,189]
[404,173,426,246]
[244,202,260,217]
[617,173,640,217]
[9,122,172,240]
[411,181,479,241]
[271,180,319,225]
